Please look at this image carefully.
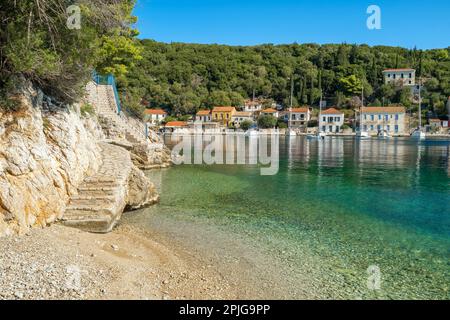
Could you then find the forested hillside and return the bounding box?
[122,40,449,117]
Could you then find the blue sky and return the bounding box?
[134,0,450,49]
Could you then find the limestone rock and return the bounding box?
[126,165,160,211]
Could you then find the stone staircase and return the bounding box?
[61,143,132,233]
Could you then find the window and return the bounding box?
[387,125,390,131]
[401,73,404,78]
[335,117,340,122]
[300,114,305,120]
[388,74,391,78]
[395,125,399,133]
[409,73,412,78]
[322,126,326,132]
[393,74,396,79]
[385,115,389,121]
[363,125,368,131]
[323,117,326,122]
[364,115,367,120]
[371,115,374,121]
[377,125,381,131]
[378,115,382,120]
[370,125,374,131]
[409,80,412,84]
[395,114,399,121]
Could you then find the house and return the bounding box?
[196,110,212,122]
[212,106,236,126]
[243,99,263,113]
[361,106,406,135]
[144,109,167,126]
[319,108,345,133]
[382,69,416,86]
[282,107,311,131]
[164,121,188,133]
[429,118,442,129]
[232,111,253,128]
[261,108,279,118]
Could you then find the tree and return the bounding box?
[257,115,277,128]
[339,75,363,96]
[240,120,253,131]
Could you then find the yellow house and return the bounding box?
[212,106,236,126]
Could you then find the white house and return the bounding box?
[282,107,311,131]
[382,68,416,86]
[319,108,345,133]
[196,110,212,122]
[243,99,263,113]
[232,111,253,128]
[144,109,168,126]
[361,106,406,135]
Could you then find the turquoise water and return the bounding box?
[127,136,450,299]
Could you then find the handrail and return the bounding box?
[92,71,121,114]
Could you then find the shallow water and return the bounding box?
[125,136,450,299]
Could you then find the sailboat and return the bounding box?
[356,86,370,139]
[286,76,297,136]
[412,80,426,140]
[308,92,327,140]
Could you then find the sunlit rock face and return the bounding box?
[0,81,159,236]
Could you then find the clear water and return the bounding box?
[126,136,450,299]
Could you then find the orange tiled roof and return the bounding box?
[289,107,309,113]
[212,106,236,112]
[145,109,167,115]
[196,110,211,116]
[383,68,415,72]
[261,108,277,113]
[362,106,406,114]
[321,108,343,115]
[165,121,188,127]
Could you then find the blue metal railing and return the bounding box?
[92,71,122,114]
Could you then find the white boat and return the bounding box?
[378,130,391,139]
[356,130,370,139]
[287,129,297,136]
[307,131,327,140]
[411,129,426,140]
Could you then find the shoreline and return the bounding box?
[0,222,297,300]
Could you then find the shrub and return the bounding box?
[80,103,95,117]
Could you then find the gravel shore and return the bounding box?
[0,224,244,300]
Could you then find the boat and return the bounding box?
[246,129,259,137]
[411,129,426,140]
[307,131,327,140]
[356,86,370,140]
[377,130,391,139]
[411,80,426,141]
[287,129,297,136]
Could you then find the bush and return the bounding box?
[80,103,95,117]
[277,121,288,129]
[240,120,253,131]
[257,115,277,129]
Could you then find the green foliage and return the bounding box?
[0,0,140,103]
[339,75,362,95]
[80,103,95,117]
[240,119,253,131]
[258,115,277,128]
[277,120,288,129]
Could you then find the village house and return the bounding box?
[144,109,168,126]
[212,106,236,126]
[382,68,416,86]
[261,108,279,118]
[232,111,253,128]
[243,99,263,113]
[361,106,406,135]
[164,121,188,133]
[196,110,212,122]
[319,108,345,133]
[282,107,311,131]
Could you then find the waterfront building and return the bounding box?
[282,107,311,131]
[144,109,168,126]
[196,110,212,122]
[261,108,279,118]
[212,106,236,126]
[361,106,406,135]
[232,111,253,128]
[319,108,345,133]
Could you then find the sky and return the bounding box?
[133,0,450,49]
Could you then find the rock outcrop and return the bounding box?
[0,80,161,236]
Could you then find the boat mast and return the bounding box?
[418,78,422,129]
[289,76,294,130]
[319,91,323,133]
[360,86,364,131]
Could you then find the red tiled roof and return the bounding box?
[144,109,167,115]
[165,121,188,127]
[212,106,236,112]
[382,68,415,72]
[196,110,211,116]
[362,106,406,113]
[321,108,343,115]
